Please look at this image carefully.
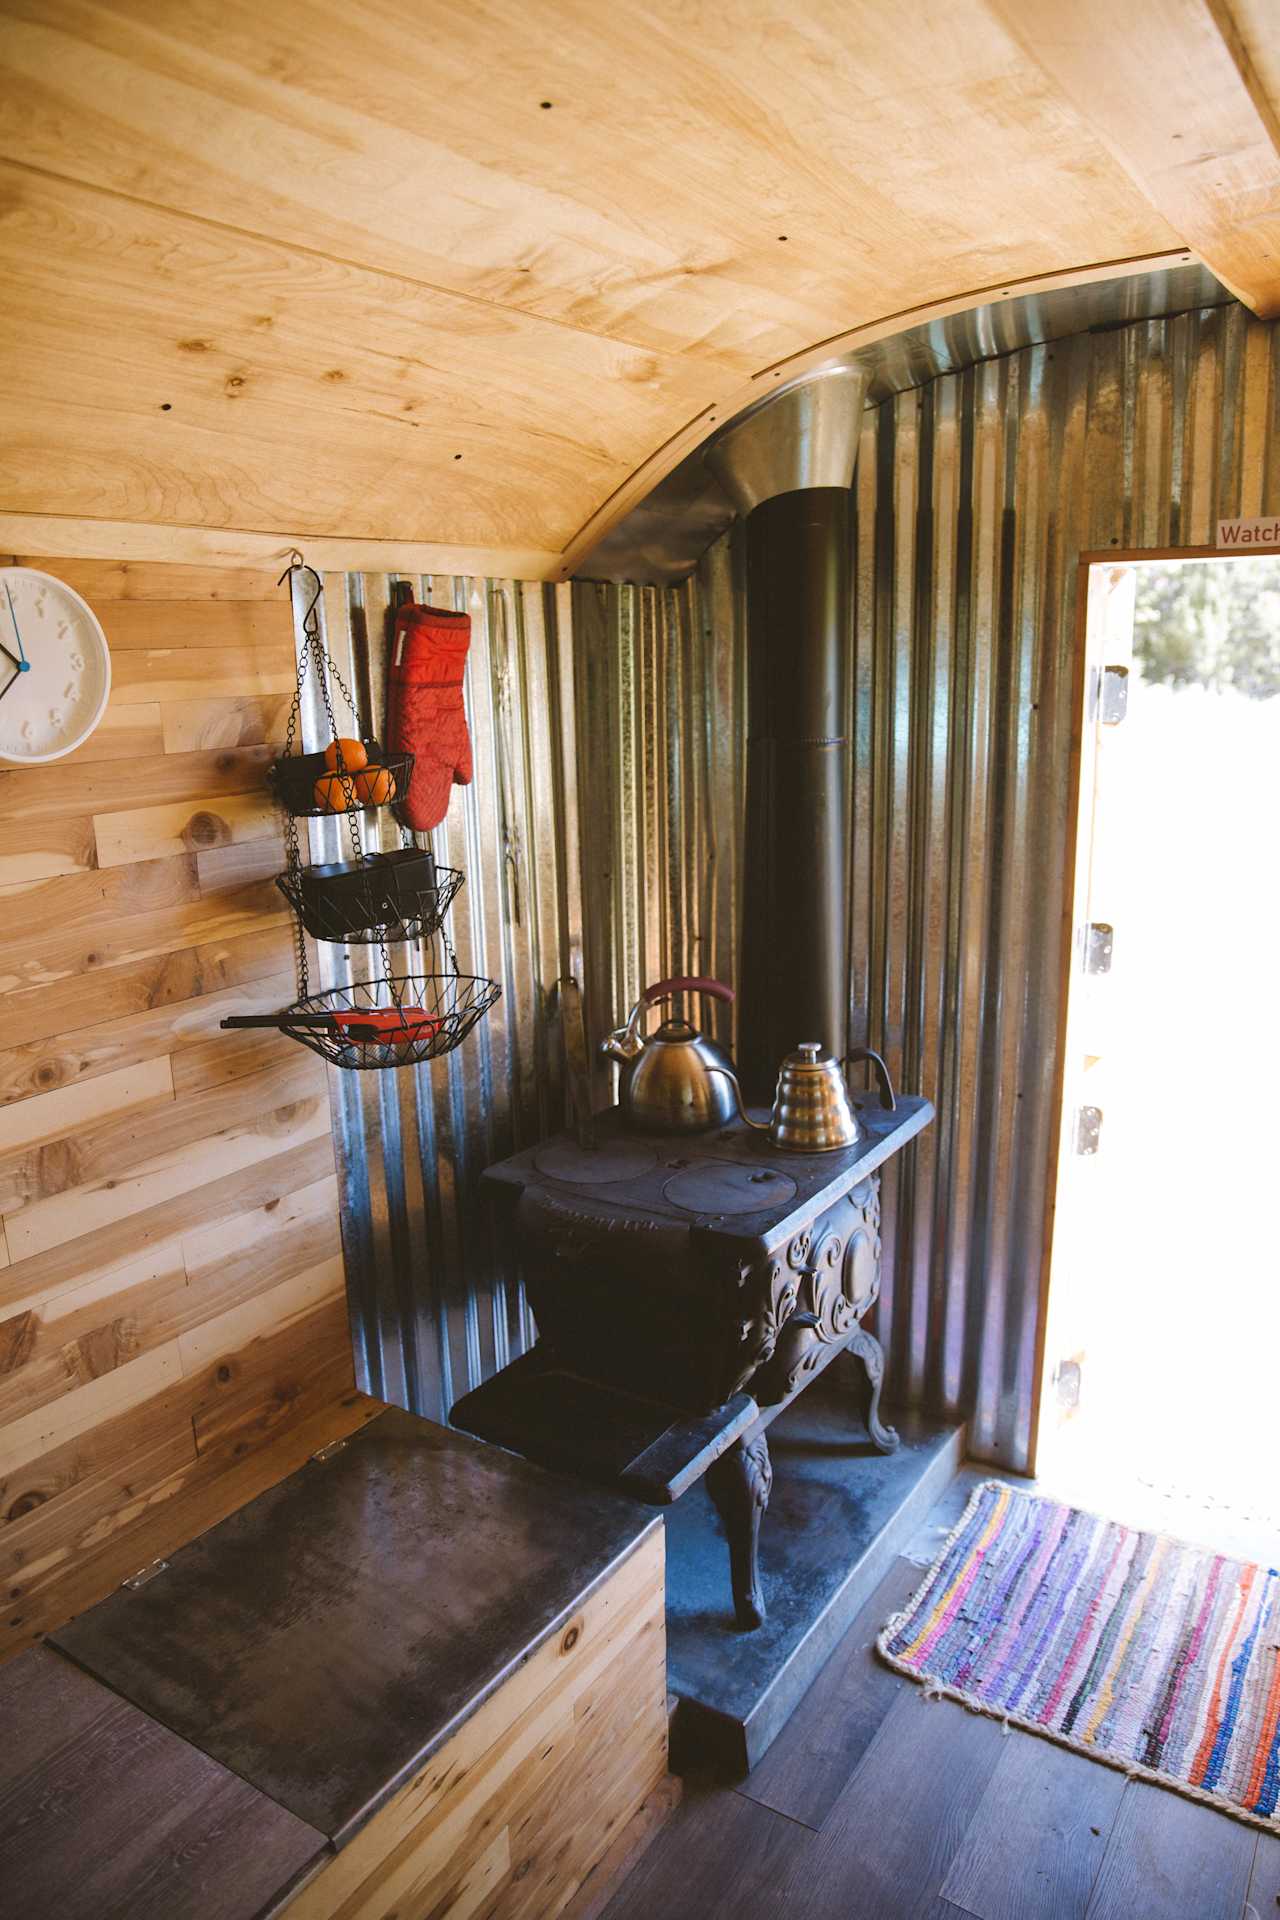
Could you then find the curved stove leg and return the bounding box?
[705,1430,773,1630]
[847,1326,900,1453]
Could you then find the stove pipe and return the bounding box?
[705,368,869,1100]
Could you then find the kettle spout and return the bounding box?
[601,1029,643,1066]
[601,996,647,1067]
[707,1065,770,1133]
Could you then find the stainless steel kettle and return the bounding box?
[601,977,737,1134]
[714,1043,896,1152]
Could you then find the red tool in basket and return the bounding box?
[221,1008,441,1046]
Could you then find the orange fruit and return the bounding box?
[312,771,355,812]
[323,737,368,773]
[353,765,396,805]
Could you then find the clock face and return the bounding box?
[0,569,112,764]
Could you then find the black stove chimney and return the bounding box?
[706,368,868,1100]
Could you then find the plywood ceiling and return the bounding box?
[1,0,1277,579]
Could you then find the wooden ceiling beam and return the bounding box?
[0,514,563,585]
[985,0,1280,318]
[0,1,1261,559]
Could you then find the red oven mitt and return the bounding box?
[387,602,473,832]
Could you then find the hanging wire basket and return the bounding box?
[242,559,500,1072]
[279,973,501,1071]
[269,738,414,819]
[275,851,464,944]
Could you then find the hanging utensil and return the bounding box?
[557,975,596,1150]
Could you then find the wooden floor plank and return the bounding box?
[0,1646,326,1918]
[601,1462,1274,1920]
[0,1640,115,1789]
[776,1693,1006,1920]
[1083,1780,1257,1920]
[940,1733,1126,1920]
[598,1781,812,1920]
[1247,1832,1280,1916]
[736,1554,919,1830]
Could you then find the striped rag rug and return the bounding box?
[878,1479,1280,1832]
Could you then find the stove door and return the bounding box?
[513,1189,735,1411]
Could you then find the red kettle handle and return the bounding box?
[642,976,734,1006]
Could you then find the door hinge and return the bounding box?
[1075,1106,1103,1155]
[311,1438,349,1464]
[1054,1356,1083,1412]
[1101,665,1129,724]
[1084,922,1114,974]
[122,1557,170,1590]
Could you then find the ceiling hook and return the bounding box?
[277,553,325,635]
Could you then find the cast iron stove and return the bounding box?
[452,1092,932,1630]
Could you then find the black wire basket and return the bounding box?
[278,972,502,1070]
[269,738,414,819]
[275,851,464,944]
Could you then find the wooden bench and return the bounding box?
[0,1403,673,1920]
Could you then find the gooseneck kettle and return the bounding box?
[713,1043,896,1152]
[601,977,738,1134]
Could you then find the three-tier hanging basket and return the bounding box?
[224,560,500,1072]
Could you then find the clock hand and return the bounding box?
[3,582,30,672]
[0,661,21,703]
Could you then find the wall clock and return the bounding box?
[0,568,112,764]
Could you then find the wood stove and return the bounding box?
[453,1092,931,1628]
[454,367,934,1634]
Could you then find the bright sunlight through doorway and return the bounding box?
[1037,554,1280,1564]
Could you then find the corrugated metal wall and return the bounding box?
[842,301,1278,1467]
[312,565,740,1418]
[324,299,1276,1466]
[312,574,581,1413]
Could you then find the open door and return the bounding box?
[1038,555,1280,1559]
[1038,563,1133,1452]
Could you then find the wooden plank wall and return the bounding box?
[0,556,366,1662]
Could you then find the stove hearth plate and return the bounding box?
[661,1161,798,1216]
[533,1139,658,1185]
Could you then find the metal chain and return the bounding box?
[282,802,310,1001]
[277,560,403,1009]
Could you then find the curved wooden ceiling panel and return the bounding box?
[0,0,1275,575]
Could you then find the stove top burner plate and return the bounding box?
[533,1139,659,1186]
[662,1161,799,1216]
